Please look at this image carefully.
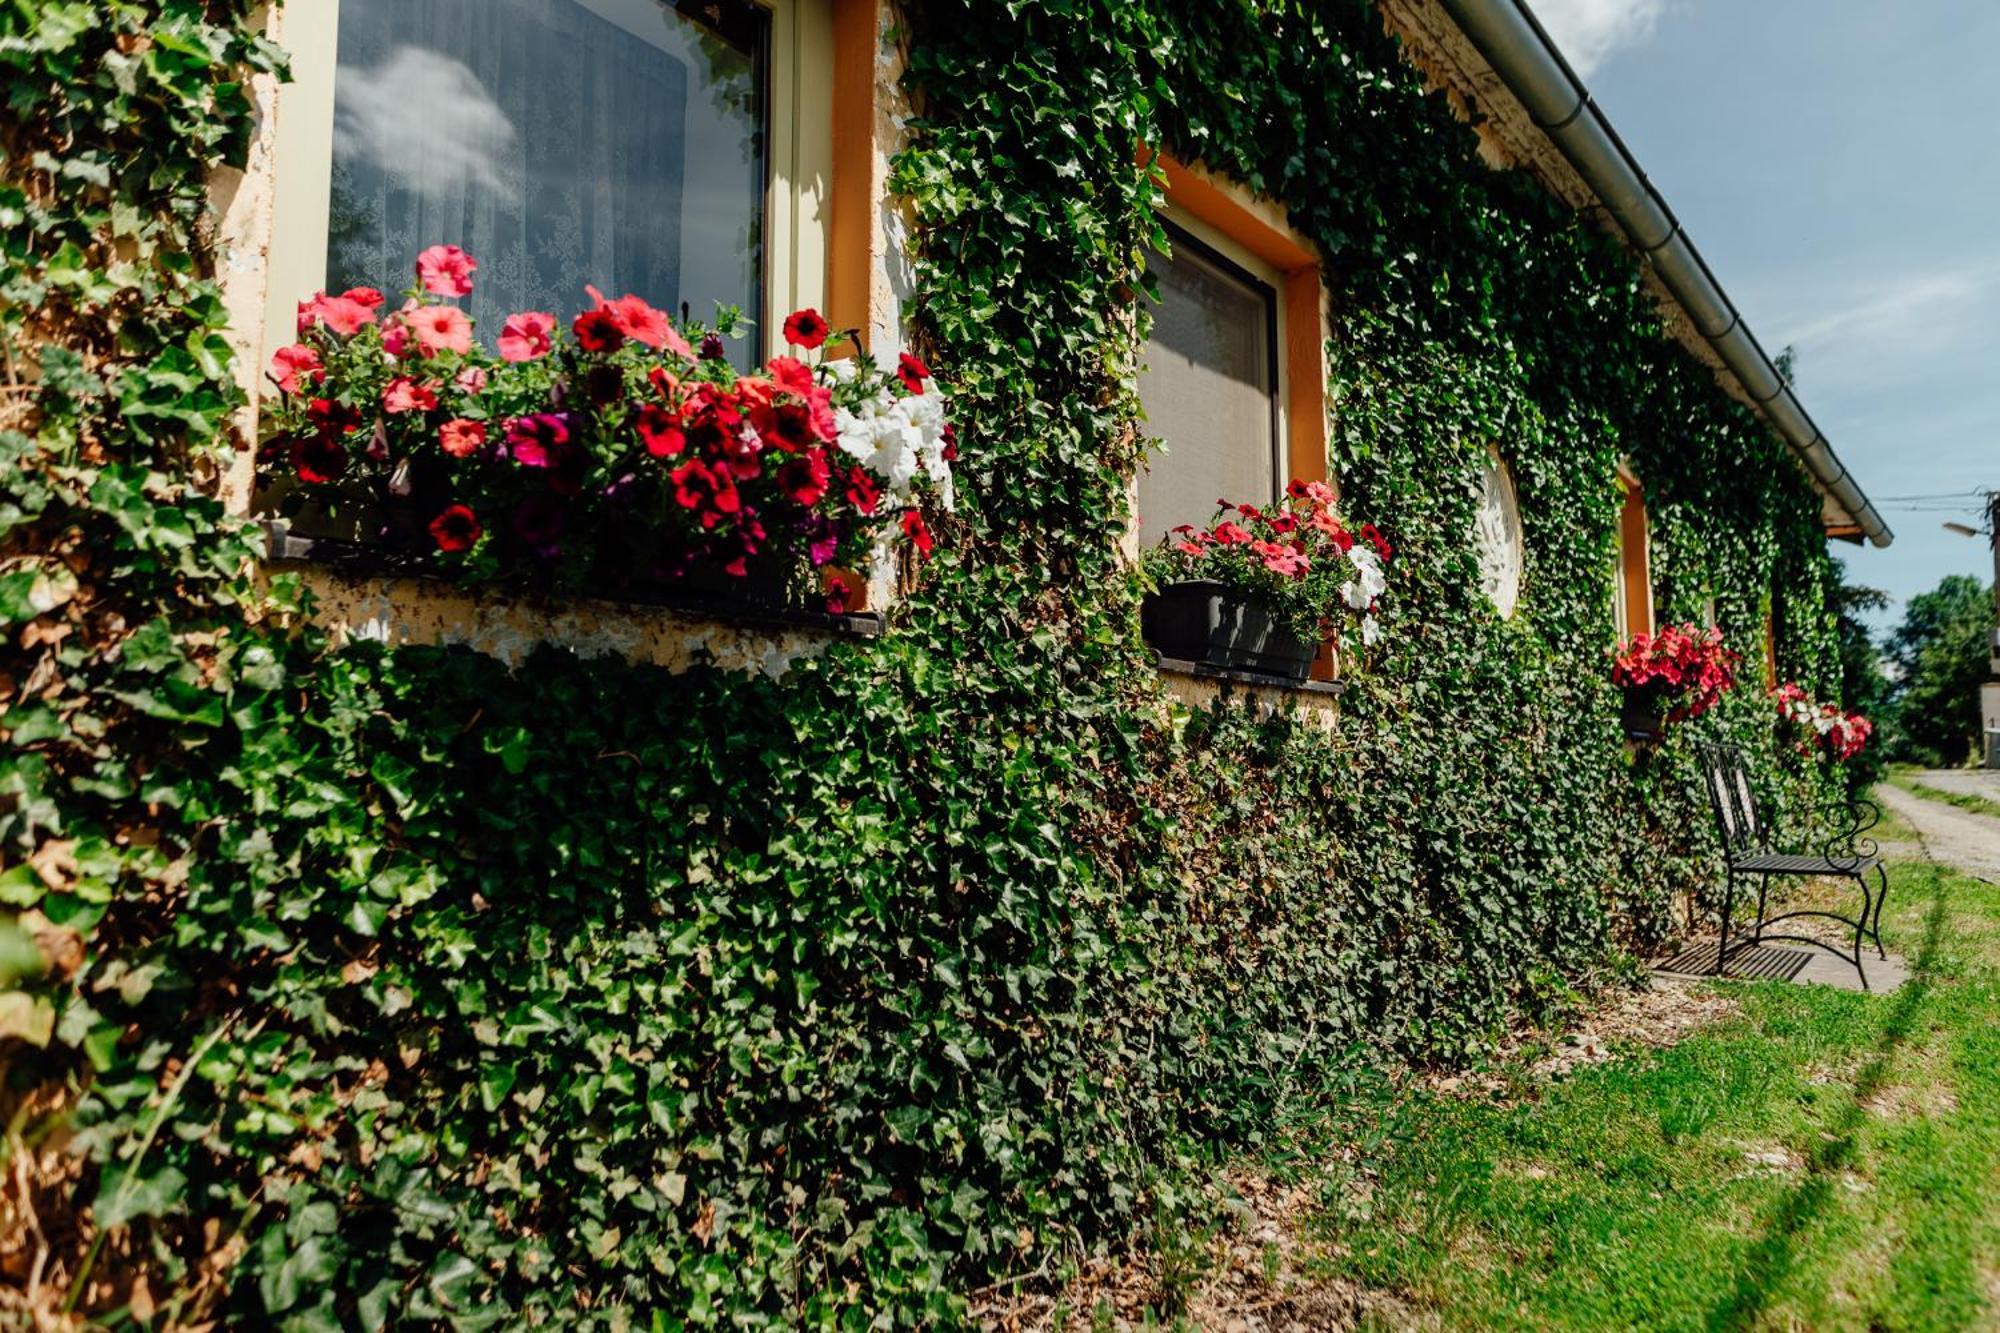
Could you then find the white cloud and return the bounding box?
[334,47,520,204]
[1528,0,1673,77]
[1769,258,2000,399]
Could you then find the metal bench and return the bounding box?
[1696,740,1889,990]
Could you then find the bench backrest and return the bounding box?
[1696,740,1765,854]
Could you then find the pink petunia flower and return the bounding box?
[497,311,557,362]
[416,245,477,298]
[297,292,377,337]
[269,343,323,394]
[584,285,694,358]
[403,304,474,358]
[382,376,438,414]
[439,418,487,458]
[455,366,489,394]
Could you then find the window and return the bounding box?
[262,0,838,377]
[1135,220,1281,540]
[1475,447,1524,618]
[1613,469,1653,640]
[1132,154,1329,545]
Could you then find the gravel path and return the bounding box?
[1877,783,2000,883]
[1907,768,2000,804]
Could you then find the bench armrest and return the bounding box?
[1808,796,1881,865]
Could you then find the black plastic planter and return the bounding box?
[1621,686,1668,743]
[1141,579,1315,682]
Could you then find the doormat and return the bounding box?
[1654,941,1813,982]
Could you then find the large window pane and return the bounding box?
[330,0,766,362]
[1135,228,1279,541]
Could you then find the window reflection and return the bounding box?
[329,0,766,364]
[1135,225,1279,540]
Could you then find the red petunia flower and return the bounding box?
[428,503,481,552]
[636,403,686,458]
[896,352,931,394]
[291,434,348,484]
[777,449,832,506]
[497,311,557,362]
[670,458,741,527]
[845,467,880,516]
[572,308,625,354]
[1211,521,1252,545]
[1360,523,1393,562]
[767,355,815,395]
[900,508,934,557]
[439,418,487,458]
[782,308,830,349]
[416,245,477,298]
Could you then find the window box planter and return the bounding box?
[1141,579,1315,682]
[260,521,885,638]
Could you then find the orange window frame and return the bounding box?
[1615,471,1653,640]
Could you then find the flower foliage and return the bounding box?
[262,257,953,608]
[1142,480,1390,646]
[1611,623,1742,723]
[1774,681,1874,762]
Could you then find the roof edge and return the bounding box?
[1433,0,1892,548]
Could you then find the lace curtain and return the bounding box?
[329,0,764,353]
[1135,230,1280,541]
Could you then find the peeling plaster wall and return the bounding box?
[281,570,839,676]
[1156,671,1343,733]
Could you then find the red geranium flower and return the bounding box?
[782,308,830,349]
[896,352,930,394]
[428,503,481,552]
[439,418,486,458]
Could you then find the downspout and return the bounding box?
[1435,0,1893,548]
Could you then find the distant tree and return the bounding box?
[1886,573,1992,766]
[1831,560,1893,784]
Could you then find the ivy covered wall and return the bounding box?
[0,0,1847,1326]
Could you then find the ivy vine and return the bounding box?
[1,0,1844,1326]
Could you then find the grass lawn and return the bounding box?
[1888,765,2000,821]
[1290,803,2000,1330]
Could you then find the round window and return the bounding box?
[1475,447,1524,618]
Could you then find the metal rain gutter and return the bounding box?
[1435,0,1892,547]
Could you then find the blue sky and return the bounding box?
[1529,0,2000,632]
